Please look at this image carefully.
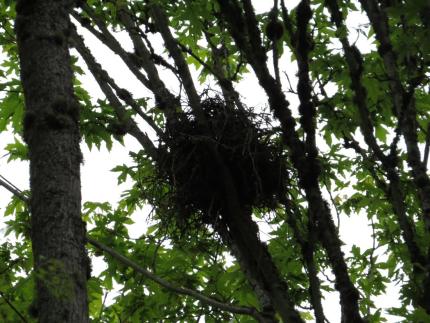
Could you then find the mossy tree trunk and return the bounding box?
[15,0,89,322]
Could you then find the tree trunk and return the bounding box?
[213,159,304,322]
[15,0,89,322]
[216,221,279,323]
[218,206,303,323]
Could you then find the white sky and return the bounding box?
[0,1,408,321]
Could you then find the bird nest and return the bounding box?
[148,97,285,233]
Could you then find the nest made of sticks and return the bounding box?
[152,97,285,231]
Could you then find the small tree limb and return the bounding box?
[86,237,265,321]
[71,27,159,159]
[0,176,265,322]
[0,175,28,202]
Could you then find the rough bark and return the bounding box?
[357,0,430,312]
[215,222,279,323]
[217,1,364,321]
[217,202,304,323]
[359,0,430,232]
[326,0,426,275]
[15,0,89,322]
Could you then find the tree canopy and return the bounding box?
[0,0,430,322]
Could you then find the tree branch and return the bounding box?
[74,6,180,126]
[326,0,427,275]
[0,290,28,323]
[148,4,202,115]
[325,0,386,163]
[359,0,430,237]
[282,196,326,323]
[295,0,317,163]
[0,177,266,321]
[112,7,181,117]
[72,9,151,90]
[217,2,364,320]
[0,175,28,201]
[86,237,265,321]
[203,30,247,114]
[0,175,28,202]
[71,27,159,159]
[280,0,296,49]
[290,6,326,319]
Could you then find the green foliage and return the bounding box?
[1,0,430,321]
[0,197,34,322]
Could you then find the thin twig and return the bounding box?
[98,291,108,320]
[282,71,296,93]
[0,175,28,202]
[0,290,28,323]
[423,123,430,168]
[323,180,341,230]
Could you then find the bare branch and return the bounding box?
[72,9,151,90]
[113,7,180,116]
[149,4,202,114]
[0,175,28,202]
[73,6,180,124]
[71,27,159,159]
